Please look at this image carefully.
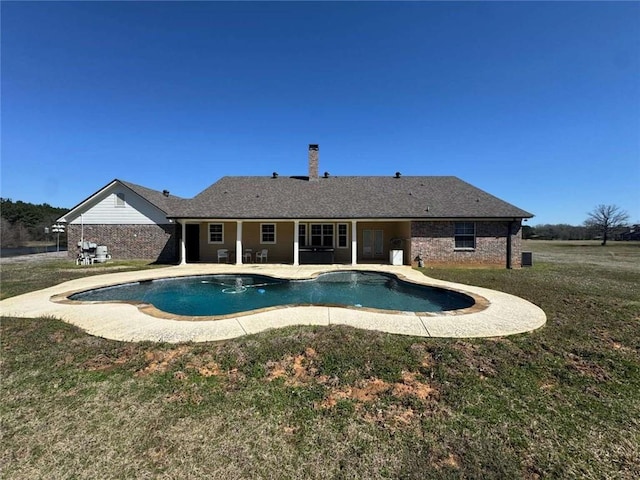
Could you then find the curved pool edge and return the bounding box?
[0,264,547,342]
[52,271,488,321]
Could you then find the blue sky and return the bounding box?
[2,1,639,225]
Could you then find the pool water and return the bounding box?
[69,271,474,316]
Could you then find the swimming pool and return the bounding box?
[69,271,475,317]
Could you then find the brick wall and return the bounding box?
[67,224,178,263]
[411,220,523,268]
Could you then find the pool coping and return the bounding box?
[0,264,547,343]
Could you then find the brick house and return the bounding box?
[59,145,533,267]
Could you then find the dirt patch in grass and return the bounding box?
[450,341,498,378]
[262,346,438,411]
[185,354,222,378]
[135,346,193,376]
[266,347,328,386]
[565,353,611,382]
[78,344,140,372]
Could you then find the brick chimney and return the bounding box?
[308,144,319,181]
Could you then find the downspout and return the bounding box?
[506,220,513,269]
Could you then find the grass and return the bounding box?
[1,242,639,479]
[0,259,163,300]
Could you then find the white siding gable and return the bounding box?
[68,184,169,225]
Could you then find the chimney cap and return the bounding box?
[308,144,319,150]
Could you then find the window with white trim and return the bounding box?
[208,223,224,244]
[311,224,334,247]
[454,222,475,249]
[337,223,348,248]
[298,223,307,247]
[261,223,276,244]
[115,193,125,207]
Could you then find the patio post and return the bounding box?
[236,221,243,264]
[180,221,187,265]
[293,220,300,266]
[351,220,358,265]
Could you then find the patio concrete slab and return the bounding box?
[238,306,330,335]
[0,264,547,342]
[329,308,429,337]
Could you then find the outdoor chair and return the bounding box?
[256,249,268,263]
[217,249,229,263]
[243,248,253,263]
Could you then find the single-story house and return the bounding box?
[58,145,533,268]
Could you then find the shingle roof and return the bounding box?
[118,179,186,214]
[167,176,533,219]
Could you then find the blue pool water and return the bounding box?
[69,271,474,316]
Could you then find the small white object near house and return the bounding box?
[390,249,403,266]
[94,245,112,263]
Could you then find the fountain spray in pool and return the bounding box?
[222,277,247,294]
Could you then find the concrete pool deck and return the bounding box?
[0,264,546,343]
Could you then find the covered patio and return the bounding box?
[177,219,412,266]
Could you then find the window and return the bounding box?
[208,223,224,244]
[337,223,348,248]
[311,224,334,247]
[261,223,276,244]
[454,222,475,249]
[298,224,307,247]
[115,193,125,207]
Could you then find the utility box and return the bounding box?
[522,251,533,267]
[95,245,111,263]
[390,250,404,266]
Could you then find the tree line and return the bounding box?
[525,205,633,245]
[523,224,590,240]
[1,198,68,248]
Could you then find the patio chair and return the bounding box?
[243,248,253,263]
[217,249,229,263]
[256,249,268,263]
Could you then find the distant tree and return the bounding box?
[0,217,20,247]
[522,225,534,239]
[584,204,630,246]
[0,198,68,247]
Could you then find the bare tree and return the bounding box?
[584,204,630,246]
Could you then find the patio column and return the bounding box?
[180,221,187,265]
[351,220,358,265]
[236,221,243,264]
[293,220,300,266]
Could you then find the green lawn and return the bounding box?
[1,243,639,479]
[0,258,163,300]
